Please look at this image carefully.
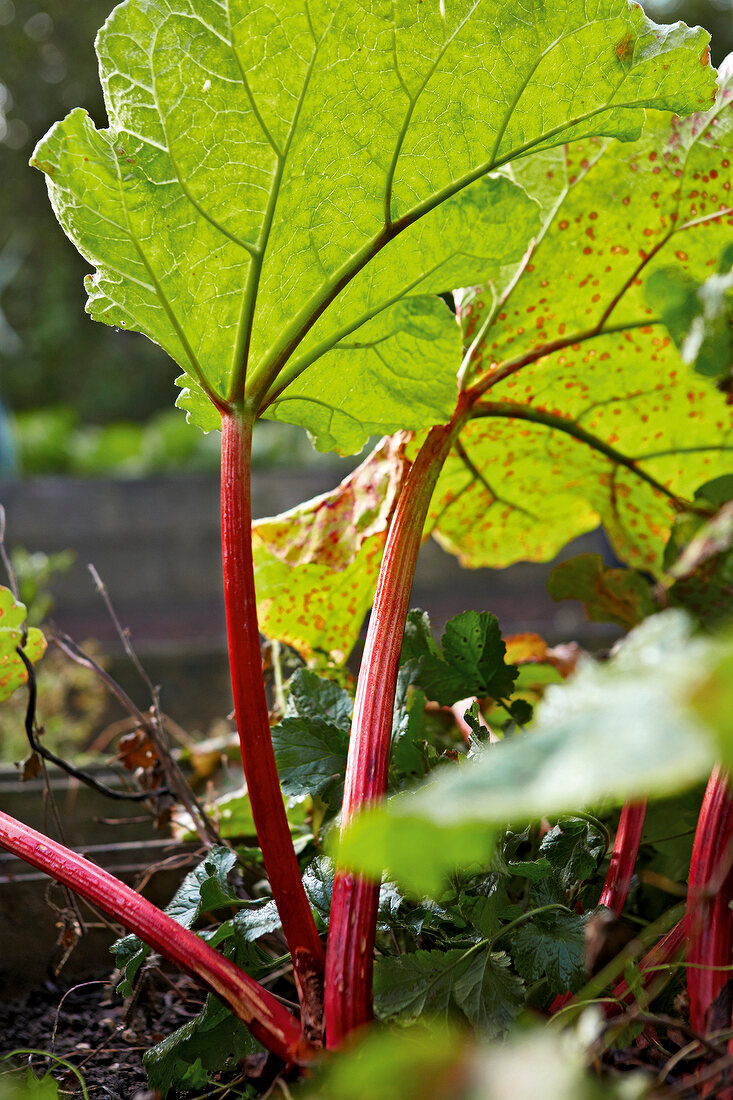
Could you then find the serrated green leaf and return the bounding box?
[431,77,733,575]
[110,846,241,991]
[511,910,587,995]
[506,858,554,884]
[374,946,524,1037]
[0,587,46,703]
[285,668,352,730]
[109,932,149,997]
[231,899,282,943]
[33,1,715,451]
[402,609,518,707]
[271,715,349,805]
[547,553,656,628]
[460,881,513,939]
[539,821,605,892]
[168,847,240,925]
[144,991,262,1098]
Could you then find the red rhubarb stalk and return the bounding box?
[0,810,307,1063]
[221,408,324,1035]
[608,917,685,1016]
[599,800,648,916]
[325,403,469,1047]
[686,765,733,1035]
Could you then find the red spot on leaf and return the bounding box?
[615,31,634,62]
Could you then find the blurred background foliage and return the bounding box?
[0,0,730,475]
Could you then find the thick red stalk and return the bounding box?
[220,409,324,1036]
[599,801,648,916]
[0,810,307,1063]
[686,766,733,1035]
[325,404,469,1048]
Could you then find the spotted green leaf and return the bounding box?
[431,66,733,574]
[31,1,714,453]
[253,434,408,660]
[0,586,46,703]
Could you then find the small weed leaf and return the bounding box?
[401,609,518,707]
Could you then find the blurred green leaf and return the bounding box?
[336,813,496,898]
[340,612,729,893]
[547,554,656,628]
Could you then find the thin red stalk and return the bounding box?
[551,918,685,1020]
[220,409,324,1037]
[686,766,733,1036]
[599,801,648,916]
[324,401,469,1048]
[608,918,685,1016]
[0,810,307,1064]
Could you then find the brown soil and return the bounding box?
[0,969,207,1099]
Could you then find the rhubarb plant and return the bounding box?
[2,0,733,1092]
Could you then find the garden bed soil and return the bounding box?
[0,968,204,1099]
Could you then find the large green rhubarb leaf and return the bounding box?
[430,65,733,573]
[31,1,714,453]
